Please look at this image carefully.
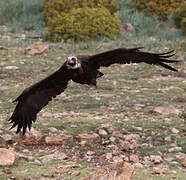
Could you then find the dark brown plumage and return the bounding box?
[9,47,179,135]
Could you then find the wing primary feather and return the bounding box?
[156,50,175,55]
[158,62,178,72]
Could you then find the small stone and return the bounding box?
[40,152,67,163]
[100,124,115,133]
[2,168,12,174]
[17,128,42,145]
[150,155,162,164]
[124,134,140,141]
[152,167,171,175]
[134,163,143,168]
[80,141,87,147]
[5,66,19,70]
[182,159,186,167]
[1,134,14,143]
[83,162,134,180]
[165,136,171,142]
[45,133,73,145]
[72,171,80,176]
[112,156,123,163]
[98,129,108,136]
[109,136,116,142]
[153,106,181,115]
[171,128,179,134]
[105,153,113,160]
[130,154,140,163]
[122,23,135,33]
[168,147,182,152]
[0,148,19,166]
[49,127,58,133]
[119,140,130,151]
[87,151,95,156]
[76,133,101,143]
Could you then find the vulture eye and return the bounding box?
[67,57,76,66]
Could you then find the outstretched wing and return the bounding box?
[89,47,178,71]
[9,65,71,135]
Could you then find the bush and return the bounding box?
[0,0,44,31]
[135,0,184,20]
[45,7,121,42]
[173,2,186,35]
[43,0,121,41]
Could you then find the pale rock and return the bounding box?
[72,170,81,176]
[80,140,87,146]
[152,167,172,175]
[87,151,95,156]
[84,162,134,180]
[100,124,115,133]
[40,152,67,163]
[168,146,182,152]
[25,42,48,55]
[112,156,124,163]
[1,134,14,143]
[105,153,113,160]
[119,140,130,151]
[76,133,101,143]
[109,136,116,142]
[182,159,186,167]
[49,127,58,132]
[165,136,172,142]
[134,163,144,168]
[129,154,140,163]
[112,131,123,138]
[150,155,162,164]
[98,129,108,136]
[153,106,181,115]
[17,128,42,145]
[124,134,140,141]
[5,66,19,70]
[45,133,73,145]
[123,23,135,33]
[171,128,179,134]
[0,148,19,166]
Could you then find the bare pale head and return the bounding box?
[66,56,81,69]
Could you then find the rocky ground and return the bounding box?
[0,26,186,179]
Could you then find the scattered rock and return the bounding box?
[123,134,140,141]
[165,136,172,142]
[40,152,67,163]
[98,129,108,136]
[0,148,19,166]
[87,151,95,156]
[48,127,58,133]
[105,153,113,160]
[119,140,130,151]
[112,131,123,138]
[130,154,140,163]
[72,170,81,176]
[150,155,162,164]
[171,128,179,134]
[80,140,87,147]
[25,42,48,55]
[76,133,101,143]
[100,124,115,133]
[152,167,172,175]
[153,106,181,115]
[112,156,124,163]
[122,23,135,33]
[2,168,12,174]
[109,136,116,142]
[5,66,19,70]
[45,133,73,145]
[168,146,182,152]
[17,128,42,145]
[84,162,134,180]
[51,167,70,175]
[182,159,186,167]
[1,134,14,143]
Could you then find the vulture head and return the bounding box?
[66,56,81,70]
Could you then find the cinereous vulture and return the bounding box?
[9,47,179,135]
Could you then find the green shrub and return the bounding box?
[45,7,121,42]
[0,0,44,31]
[135,0,184,20]
[181,17,186,35]
[43,0,121,41]
[173,2,186,35]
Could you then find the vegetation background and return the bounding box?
[0,0,185,179]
